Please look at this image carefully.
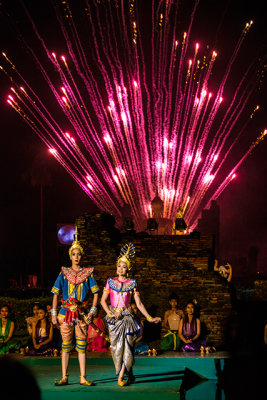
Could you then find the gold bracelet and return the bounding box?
[107,312,113,318]
[146,315,153,322]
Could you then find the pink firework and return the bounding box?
[1,1,266,231]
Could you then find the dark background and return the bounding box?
[0,0,266,287]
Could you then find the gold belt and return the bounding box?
[69,305,78,312]
[113,305,131,313]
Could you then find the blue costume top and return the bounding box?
[51,266,99,321]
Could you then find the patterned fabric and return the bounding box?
[105,309,141,374]
[61,339,74,353]
[51,266,99,323]
[61,266,94,285]
[108,277,137,292]
[75,337,87,353]
[87,317,109,352]
[60,319,88,353]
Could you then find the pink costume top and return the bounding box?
[104,278,139,311]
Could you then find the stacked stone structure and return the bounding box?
[75,212,232,347]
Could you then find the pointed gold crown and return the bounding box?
[117,243,135,270]
[68,226,84,257]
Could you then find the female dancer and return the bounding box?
[178,301,206,352]
[101,243,161,386]
[27,305,54,356]
[26,302,41,337]
[0,305,20,354]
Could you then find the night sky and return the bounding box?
[0,0,266,286]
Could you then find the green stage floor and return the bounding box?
[20,352,228,400]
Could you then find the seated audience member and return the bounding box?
[160,293,184,351]
[46,304,52,322]
[131,302,150,355]
[178,300,206,352]
[27,305,54,356]
[87,307,109,352]
[26,302,41,344]
[0,355,41,398]
[0,305,20,354]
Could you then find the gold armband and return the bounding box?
[146,315,153,322]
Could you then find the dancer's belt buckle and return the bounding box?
[70,305,78,312]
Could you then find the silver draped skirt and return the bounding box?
[105,306,141,375]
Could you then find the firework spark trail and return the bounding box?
[12,84,118,211]
[186,103,262,226]
[3,43,122,213]
[181,93,213,204]
[1,0,266,230]
[52,8,114,143]
[84,0,149,222]
[177,50,207,198]
[164,10,178,154]
[199,61,255,165]
[51,5,135,210]
[170,0,201,174]
[209,105,259,199]
[189,129,267,230]
[88,1,151,224]
[188,23,253,189]
[190,65,255,212]
[174,54,218,210]
[55,14,119,163]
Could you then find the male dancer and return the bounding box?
[51,227,99,386]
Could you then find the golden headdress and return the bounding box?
[117,243,135,270]
[68,226,84,257]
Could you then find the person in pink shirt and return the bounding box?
[101,243,161,386]
[87,307,109,353]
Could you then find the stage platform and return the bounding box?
[19,351,228,400]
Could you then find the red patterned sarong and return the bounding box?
[61,298,88,324]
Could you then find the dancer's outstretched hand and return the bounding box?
[114,311,122,320]
[152,317,161,324]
